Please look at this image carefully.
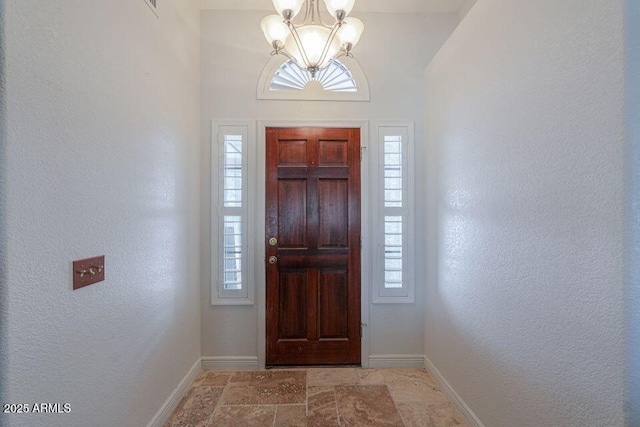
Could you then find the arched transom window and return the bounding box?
[270,60,358,93]
[257,57,370,102]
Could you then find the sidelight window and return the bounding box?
[373,125,414,303]
[212,123,255,305]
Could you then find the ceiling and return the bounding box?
[199,0,469,14]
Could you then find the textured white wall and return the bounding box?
[200,11,459,360]
[424,1,626,426]
[627,0,640,424]
[0,1,201,426]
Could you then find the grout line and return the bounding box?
[305,369,309,417]
[333,386,341,426]
[205,407,217,427]
[272,405,277,427]
[388,384,408,427]
[205,388,224,427]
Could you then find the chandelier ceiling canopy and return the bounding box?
[261,0,364,77]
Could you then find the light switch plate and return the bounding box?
[73,255,105,290]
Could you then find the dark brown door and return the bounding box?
[266,127,361,366]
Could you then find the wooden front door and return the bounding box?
[266,127,361,366]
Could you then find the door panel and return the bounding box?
[278,271,308,339]
[278,180,307,248]
[266,127,361,366]
[318,179,349,248]
[319,270,349,339]
[278,140,308,166]
[318,140,348,166]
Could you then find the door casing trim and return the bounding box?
[256,120,370,369]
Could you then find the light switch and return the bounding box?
[73,255,105,290]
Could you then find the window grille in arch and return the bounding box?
[271,60,357,93]
[257,56,370,102]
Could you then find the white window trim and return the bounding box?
[372,122,415,304]
[211,121,256,305]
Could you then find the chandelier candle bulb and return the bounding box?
[272,0,305,19]
[337,17,364,48]
[262,0,364,77]
[261,15,289,45]
[323,0,356,18]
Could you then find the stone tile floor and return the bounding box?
[165,367,467,427]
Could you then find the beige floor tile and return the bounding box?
[191,370,207,387]
[167,386,223,427]
[335,385,404,427]
[397,402,467,427]
[388,369,439,388]
[275,405,308,427]
[308,416,340,427]
[307,386,339,426]
[192,370,233,387]
[383,369,445,405]
[387,379,449,405]
[209,405,276,426]
[166,367,466,427]
[356,369,387,385]
[307,368,360,386]
[220,370,307,405]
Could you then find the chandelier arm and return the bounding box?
[334,49,351,60]
[317,22,343,71]
[286,21,314,69]
[317,19,333,28]
[272,47,306,71]
[315,0,330,28]
[333,50,346,59]
[301,0,311,24]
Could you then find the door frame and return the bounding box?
[256,120,371,369]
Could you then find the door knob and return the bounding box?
[268,256,278,264]
[268,237,278,246]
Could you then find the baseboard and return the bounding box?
[424,356,484,427]
[201,356,259,371]
[147,358,202,427]
[368,354,426,368]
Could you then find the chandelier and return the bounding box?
[261,0,364,78]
